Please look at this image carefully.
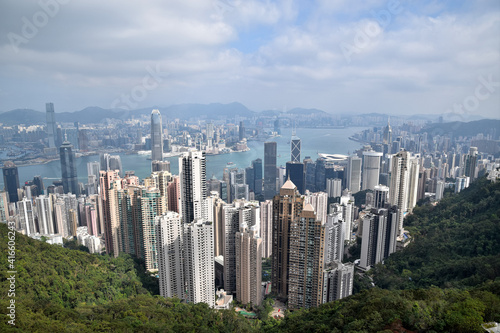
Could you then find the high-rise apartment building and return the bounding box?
[223,200,260,295]
[151,109,163,162]
[359,207,398,270]
[304,191,328,225]
[389,150,410,235]
[156,212,185,299]
[183,219,215,306]
[0,192,10,223]
[60,139,79,195]
[322,261,354,303]
[179,151,207,224]
[272,179,304,300]
[235,224,262,306]
[260,200,273,258]
[288,203,325,309]
[464,146,478,181]
[35,195,54,235]
[140,187,166,271]
[264,142,277,199]
[99,170,122,257]
[373,185,389,209]
[323,212,345,265]
[2,161,20,203]
[326,178,342,198]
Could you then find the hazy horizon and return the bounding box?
[1,0,499,118]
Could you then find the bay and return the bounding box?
[3,127,367,188]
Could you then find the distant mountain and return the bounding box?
[0,109,45,125]
[421,119,500,138]
[287,107,327,115]
[0,102,257,125]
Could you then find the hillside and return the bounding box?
[1,178,499,332]
[421,119,500,139]
[372,177,500,290]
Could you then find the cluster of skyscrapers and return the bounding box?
[2,109,498,312]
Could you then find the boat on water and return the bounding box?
[226,162,234,165]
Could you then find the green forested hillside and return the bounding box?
[1,177,499,332]
[372,177,500,290]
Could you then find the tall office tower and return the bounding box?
[347,156,362,193]
[223,200,260,295]
[464,147,478,181]
[179,151,207,224]
[326,178,342,198]
[288,203,325,309]
[229,168,246,201]
[156,211,185,299]
[455,176,470,193]
[252,158,263,196]
[99,170,122,257]
[33,176,44,195]
[264,142,277,199]
[206,122,214,148]
[389,150,411,235]
[0,192,10,223]
[167,176,180,213]
[286,162,305,194]
[383,118,392,145]
[278,166,286,189]
[391,140,401,155]
[17,198,36,235]
[2,161,20,203]
[108,155,123,177]
[260,200,273,258]
[239,121,245,141]
[407,158,420,212]
[314,158,326,192]
[183,219,215,306]
[152,160,170,172]
[235,224,262,306]
[304,191,328,225]
[60,138,79,195]
[36,195,55,235]
[46,102,57,148]
[140,187,166,271]
[272,179,304,300]
[373,185,389,209]
[245,166,255,193]
[362,151,383,191]
[340,192,355,242]
[359,207,398,270]
[151,109,163,162]
[323,213,345,265]
[322,261,354,303]
[291,135,301,163]
[205,193,226,257]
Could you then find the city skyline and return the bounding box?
[0,1,498,118]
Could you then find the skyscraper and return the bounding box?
[347,156,362,193]
[464,146,478,181]
[60,138,79,195]
[286,162,305,194]
[264,142,277,199]
[46,102,57,148]
[288,203,325,309]
[373,185,389,209]
[157,211,185,299]
[323,213,345,265]
[140,187,166,271]
[272,179,304,300]
[99,170,122,257]
[252,158,263,196]
[359,207,398,270]
[362,151,383,191]
[183,219,215,306]
[291,135,301,163]
[179,151,207,224]
[151,109,163,162]
[260,200,273,258]
[322,261,354,303]
[0,192,9,223]
[2,161,20,203]
[235,224,262,306]
[389,150,410,235]
[239,121,245,141]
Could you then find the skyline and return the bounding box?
[0,0,498,118]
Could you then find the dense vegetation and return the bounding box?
[1,177,499,331]
[372,177,500,290]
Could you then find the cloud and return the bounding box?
[0,0,498,118]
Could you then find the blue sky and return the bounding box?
[0,0,498,119]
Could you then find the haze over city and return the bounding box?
[1,0,499,118]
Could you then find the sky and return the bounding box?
[0,0,499,119]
